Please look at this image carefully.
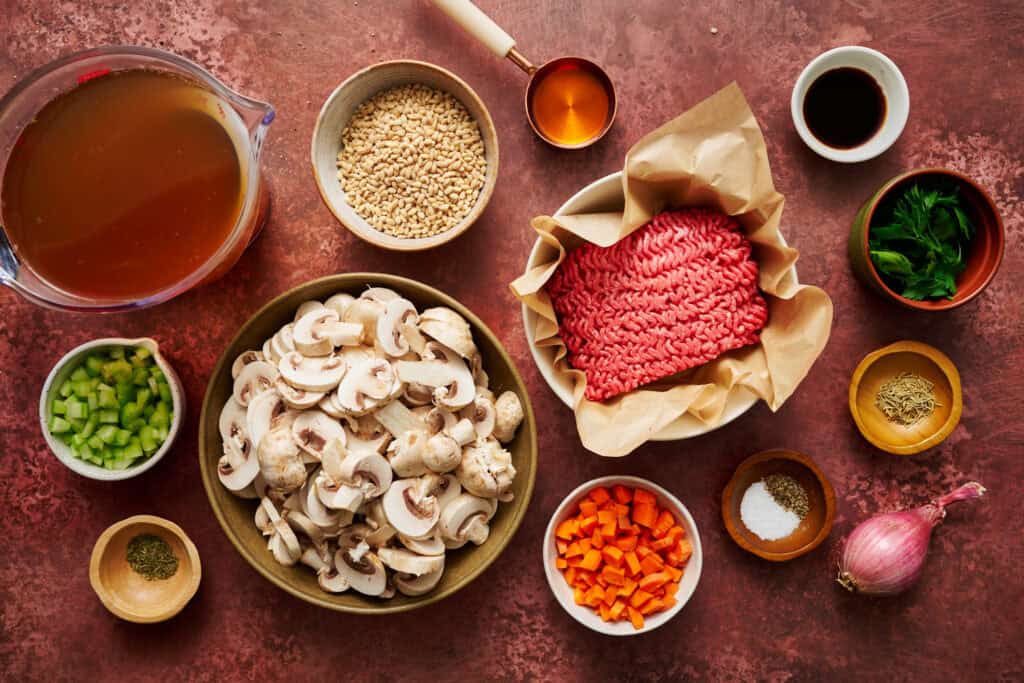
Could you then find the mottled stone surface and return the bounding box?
[1,1,1022,680]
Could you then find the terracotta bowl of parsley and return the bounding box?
[848,167,1004,310]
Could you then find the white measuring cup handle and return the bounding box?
[430,0,517,59]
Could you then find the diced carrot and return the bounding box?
[620,577,638,597]
[601,545,624,567]
[640,598,664,616]
[567,557,583,568]
[579,500,598,517]
[579,549,602,571]
[664,565,683,582]
[555,557,567,569]
[629,589,653,608]
[633,488,657,506]
[556,519,578,540]
[598,602,612,621]
[632,503,657,528]
[601,565,625,586]
[668,525,685,542]
[610,599,627,620]
[596,510,615,525]
[591,529,605,549]
[627,606,644,630]
[640,553,664,576]
[662,596,677,610]
[617,514,632,532]
[596,575,608,588]
[624,551,642,576]
[602,585,618,606]
[663,582,679,596]
[676,538,693,563]
[589,486,611,505]
[615,535,638,552]
[652,510,676,538]
[574,587,586,605]
[613,503,630,516]
[649,536,675,552]
[577,570,596,586]
[579,538,592,554]
[635,545,652,559]
[639,572,670,592]
[579,515,598,535]
[563,567,576,585]
[556,539,569,554]
[564,541,582,558]
[601,520,617,537]
[612,485,633,503]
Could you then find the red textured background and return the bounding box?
[1,1,1022,680]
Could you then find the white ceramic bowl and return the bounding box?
[521,171,796,440]
[311,59,499,251]
[543,475,702,636]
[791,45,909,163]
[39,337,185,481]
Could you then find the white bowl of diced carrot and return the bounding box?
[543,476,702,635]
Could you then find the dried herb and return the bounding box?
[764,474,809,519]
[874,372,939,426]
[869,183,974,300]
[126,534,178,581]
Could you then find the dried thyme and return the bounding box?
[764,474,809,519]
[874,372,940,426]
[126,534,178,581]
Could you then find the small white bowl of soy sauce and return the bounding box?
[791,46,909,163]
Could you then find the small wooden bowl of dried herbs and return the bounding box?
[848,340,962,455]
[848,167,1004,310]
[89,515,201,623]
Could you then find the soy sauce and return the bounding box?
[803,67,886,149]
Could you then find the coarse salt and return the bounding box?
[740,481,800,541]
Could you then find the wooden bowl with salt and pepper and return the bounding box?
[848,340,962,456]
[722,450,835,562]
[89,515,201,623]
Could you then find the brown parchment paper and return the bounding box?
[510,82,833,457]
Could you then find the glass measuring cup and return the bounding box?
[0,46,274,312]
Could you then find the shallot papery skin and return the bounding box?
[837,482,986,597]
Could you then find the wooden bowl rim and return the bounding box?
[721,449,836,561]
[310,59,499,252]
[848,340,962,455]
[858,167,1005,310]
[88,514,201,623]
[198,273,538,614]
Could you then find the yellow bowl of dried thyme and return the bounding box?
[311,60,498,251]
[849,340,963,455]
[89,515,201,623]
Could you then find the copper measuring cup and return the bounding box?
[432,0,617,149]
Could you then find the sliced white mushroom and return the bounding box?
[386,431,429,477]
[317,451,392,512]
[399,531,445,556]
[317,393,346,418]
[257,428,307,494]
[219,397,250,452]
[342,298,385,344]
[233,360,279,407]
[378,547,444,576]
[275,377,324,410]
[268,518,302,566]
[376,297,419,357]
[456,438,516,501]
[218,435,260,491]
[317,566,352,593]
[278,351,346,392]
[291,410,345,461]
[395,343,475,410]
[231,350,265,380]
[419,307,477,359]
[460,389,496,439]
[270,323,296,361]
[449,418,477,447]
[324,293,355,319]
[422,432,461,473]
[394,561,444,596]
[334,358,398,415]
[492,391,524,443]
[439,493,495,549]
[334,544,387,596]
[246,390,291,451]
[255,496,281,536]
[300,473,346,528]
[470,352,489,389]
[262,338,277,364]
[374,400,426,437]
[361,287,400,303]
[300,545,330,572]
[402,382,434,406]
[382,478,440,539]
[294,299,326,322]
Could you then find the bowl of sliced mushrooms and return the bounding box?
[199,273,536,613]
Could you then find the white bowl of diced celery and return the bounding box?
[39,338,184,481]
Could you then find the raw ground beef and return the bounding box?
[546,208,768,402]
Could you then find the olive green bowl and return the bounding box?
[198,273,537,613]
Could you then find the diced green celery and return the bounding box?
[70,366,89,383]
[79,443,94,460]
[85,355,104,377]
[120,402,141,426]
[59,379,74,398]
[133,346,152,360]
[113,429,131,446]
[87,435,104,450]
[68,418,85,433]
[98,410,119,425]
[102,359,133,383]
[135,388,151,408]
[80,415,99,439]
[149,366,163,379]
[139,425,158,453]
[116,381,134,405]
[72,380,92,398]
[49,416,71,434]
[132,367,148,386]
[154,426,168,442]
[97,384,118,409]
[111,457,133,470]
[123,440,143,460]
[147,376,159,395]
[51,399,67,415]
[70,433,86,448]
[87,393,98,413]
[96,425,118,443]
[108,347,125,360]
[65,399,87,420]
[143,405,155,419]
[158,383,172,404]
[127,418,146,432]
[150,403,170,429]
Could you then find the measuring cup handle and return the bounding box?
[0,228,15,284]
[430,0,517,60]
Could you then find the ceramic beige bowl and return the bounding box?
[39,337,185,481]
[543,476,702,636]
[199,273,537,613]
[521,171,799,440]
[89,515,201,623]
[311,60,499,251]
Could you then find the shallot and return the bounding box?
[836,482,986,596]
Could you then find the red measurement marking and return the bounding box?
[77,69,111,85]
